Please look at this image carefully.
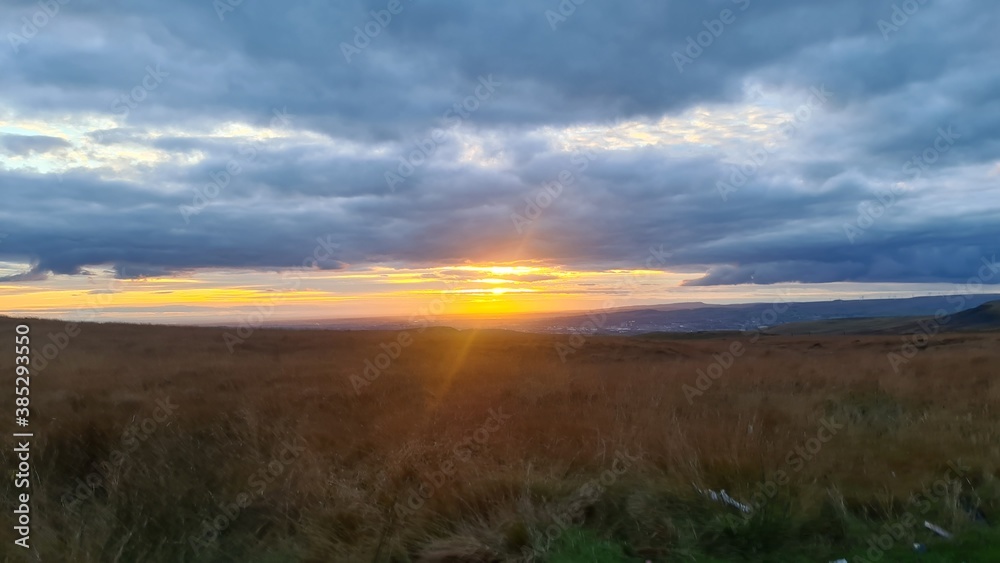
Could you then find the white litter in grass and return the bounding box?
[923,520,954,539]
[695,485,752,513]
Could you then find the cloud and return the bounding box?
[112,263,187,280]
[0,134,70,156]
[0,265,48,283]
[0,0,997,287]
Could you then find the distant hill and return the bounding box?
[514,294,1000,335]
[955,300,1000,328]
[767,300,1000,335]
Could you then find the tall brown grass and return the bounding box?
[1,317,998,561]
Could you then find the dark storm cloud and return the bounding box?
[0,0,918,134]
[113,263,188,280]
[1,0,998,285]
[0,268,49,283]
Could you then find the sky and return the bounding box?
[1,0,999,324]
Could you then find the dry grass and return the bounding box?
[1,317,998,561]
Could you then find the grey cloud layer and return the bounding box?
[0,134,70,155]
[1,0,998,285]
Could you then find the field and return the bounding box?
[1,317,999,562]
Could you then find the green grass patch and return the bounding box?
[547,528,631,562]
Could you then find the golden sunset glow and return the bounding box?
[0,259,677,321]
[1,258,962,324]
